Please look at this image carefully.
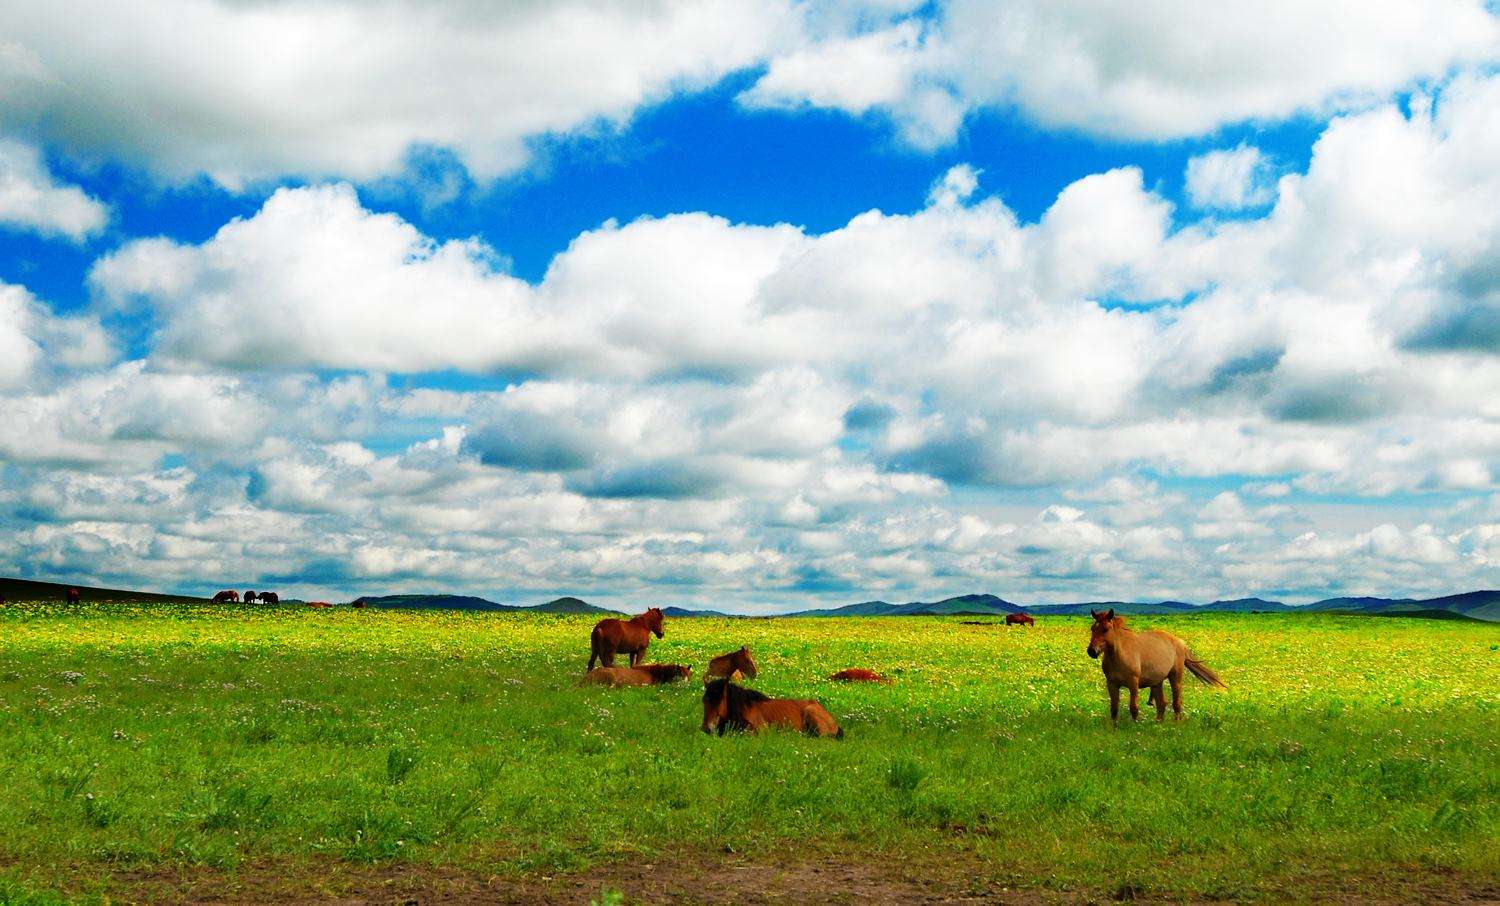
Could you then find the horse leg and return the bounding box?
[1169,670,1184,720]
[587,648,597,671]
[1127,679,1140,721]
[1107,682,1121,723]
[1152,684,1166,722]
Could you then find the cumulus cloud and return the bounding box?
[742,0,1500,145]
[0,0,800,186]
[1185,145,1277,211]
[0,140,107,240]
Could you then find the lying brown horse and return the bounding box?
[1087,609,1226,721]
[1005,612,1035,626]
[581,664,692,687]
[588,607,665,670]
[706,646,757,681]
[701,679,842,738]
[829,668,890,683]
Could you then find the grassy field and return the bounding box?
[0,603,1496,902]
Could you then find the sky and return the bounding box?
[3,1,1500,613]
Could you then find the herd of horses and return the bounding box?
[581,606,1228,735]
[212,589,281,604]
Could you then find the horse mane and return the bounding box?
[704,679,769,729]
[638,663,688,682]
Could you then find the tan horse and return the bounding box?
[706,646,757,682]
[1087,609,1226,721]
[581,664,692,687]
[700,679,842,738]
[587,608,665,670]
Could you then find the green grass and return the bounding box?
[0,603,1496,899]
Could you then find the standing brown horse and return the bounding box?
[212,590,238,603]
[1006,612,1035,626]
[588,607,665,670]
[1087,609,1226,721]
[706,646,757,681]
[700,679,842,738]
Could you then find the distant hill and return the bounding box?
[0,577,206,604]
[790,594,1021,617]
[352,594,622,615]
[1029,598,1289,616]
[662,605,737,618]
[351,594,525,612]
[530,596,620,615]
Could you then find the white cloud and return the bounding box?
[0,140,107,240]
[0,0,801,186]
[743,0,1500,145]
[1185,145,1277,211]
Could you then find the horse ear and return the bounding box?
[1104,608,1114,620]
[1090,609,1100,620]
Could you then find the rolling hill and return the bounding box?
[0,577,206,604]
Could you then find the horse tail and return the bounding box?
[587,625,601,672]
[1184,655,1227,689]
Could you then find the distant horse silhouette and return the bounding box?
[243,590,258,603]
[1006,612,1034,626]
[307,601,331,608]
[66,588,81,605]
[581,664,692,686]
[701,679,842,738]
[259,591,279,604]
[706,646,757,682]
[587,608,664,670]
[1087,609,1226,721]
[829,668,890,683]
[212,590,238,603]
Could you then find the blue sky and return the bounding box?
[2,1,1500,611]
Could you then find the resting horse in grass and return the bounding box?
[587,607,665,670]
[1087,609,1227,722]
[700,679,842,738]
[581,664,692,687]
[706,645,757,682]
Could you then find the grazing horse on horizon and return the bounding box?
[1006,612,1035,626]
[706,646,757,682]
[259,591,279,604]
[243,590,258,603]
[1087,609,1226,722]
[212,590,238,603]
[587,608,665,670]
[701,679,842,738]
[66,588,81,605]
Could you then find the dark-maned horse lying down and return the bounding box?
[829,668,891,683]
[588,607,665,670]
[706,646,757,682]
[701,679,842,738]
[581,664,692,687]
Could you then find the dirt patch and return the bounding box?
[34,851,1500,905]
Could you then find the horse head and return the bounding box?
[644,607,665,638]
[1087,608,1116,659]
[736,646,757,679]
[701,678,730,734]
